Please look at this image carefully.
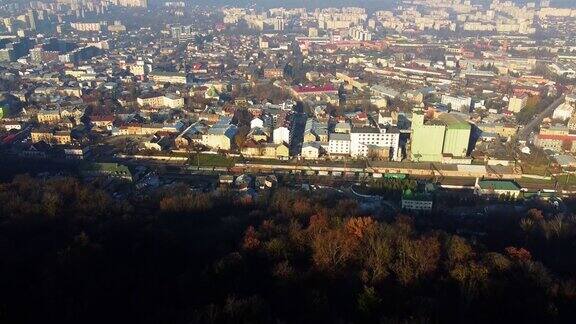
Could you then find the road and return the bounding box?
[348,185,399,212]
[518,96,565,141]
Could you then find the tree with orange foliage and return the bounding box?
[445,236,474,270]
[505,246,532,262]
[449,261,489,305]
[307,213,330,237]
[527,209,545,222]
[292,197,314,218]
[345,217,376,239]
[312,228,357,273]
[361,226,393,284]
[393,214,415,236]
[242,226,261,251]
[390,235,441,285]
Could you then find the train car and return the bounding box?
[384,173,407,180]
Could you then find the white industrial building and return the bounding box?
[349,126,400,160]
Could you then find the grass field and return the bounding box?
[188,154,236,168]
[517,176,554,190]
[521,163,552,177]
[236,157,368,168]
[555,174,576,187]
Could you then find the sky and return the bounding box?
[168,0,576,9]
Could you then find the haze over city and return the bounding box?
[1,0,576,323]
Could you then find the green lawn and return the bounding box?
[188,154,236,168]
[237,158,368,169]
[240,158,289,165]
[521,163,552,176]
[555,174,576,187]
[517,176,554,189]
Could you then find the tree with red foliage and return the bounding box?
[242,226,261,251]
[505,246,532,262]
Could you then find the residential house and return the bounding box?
[202,118,237,150]
[31,128,72,145]
[302,142,321,159]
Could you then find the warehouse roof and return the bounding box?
[437,113,471,130]
[478,180,520,191]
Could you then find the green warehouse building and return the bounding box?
[438,114,471,157]
[410,113,471,162]
[411,113,446,162]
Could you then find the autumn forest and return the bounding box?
[0,176,576,323]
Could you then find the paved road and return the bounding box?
[348,185,399,212]
[518,96,565,141]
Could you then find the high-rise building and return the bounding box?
[508,95,528,113]
[171,25,194,40]
[349,26,372,41]
[0,48,14,62]
[27,10,37,31]
[274,17,286,31]
[308,27,318,37]
[118,0,147,8]
[70,22,101,32]
[3,18,13,33]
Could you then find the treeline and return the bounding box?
[359,178,418,199]
[0,176,575,323]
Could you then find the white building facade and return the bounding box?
[441,95,472,113]
[273,126,291,144]
[552,103,575,121]
[328,133,351,155]
[349,127,400,160]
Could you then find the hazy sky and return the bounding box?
[182,0,575,9]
